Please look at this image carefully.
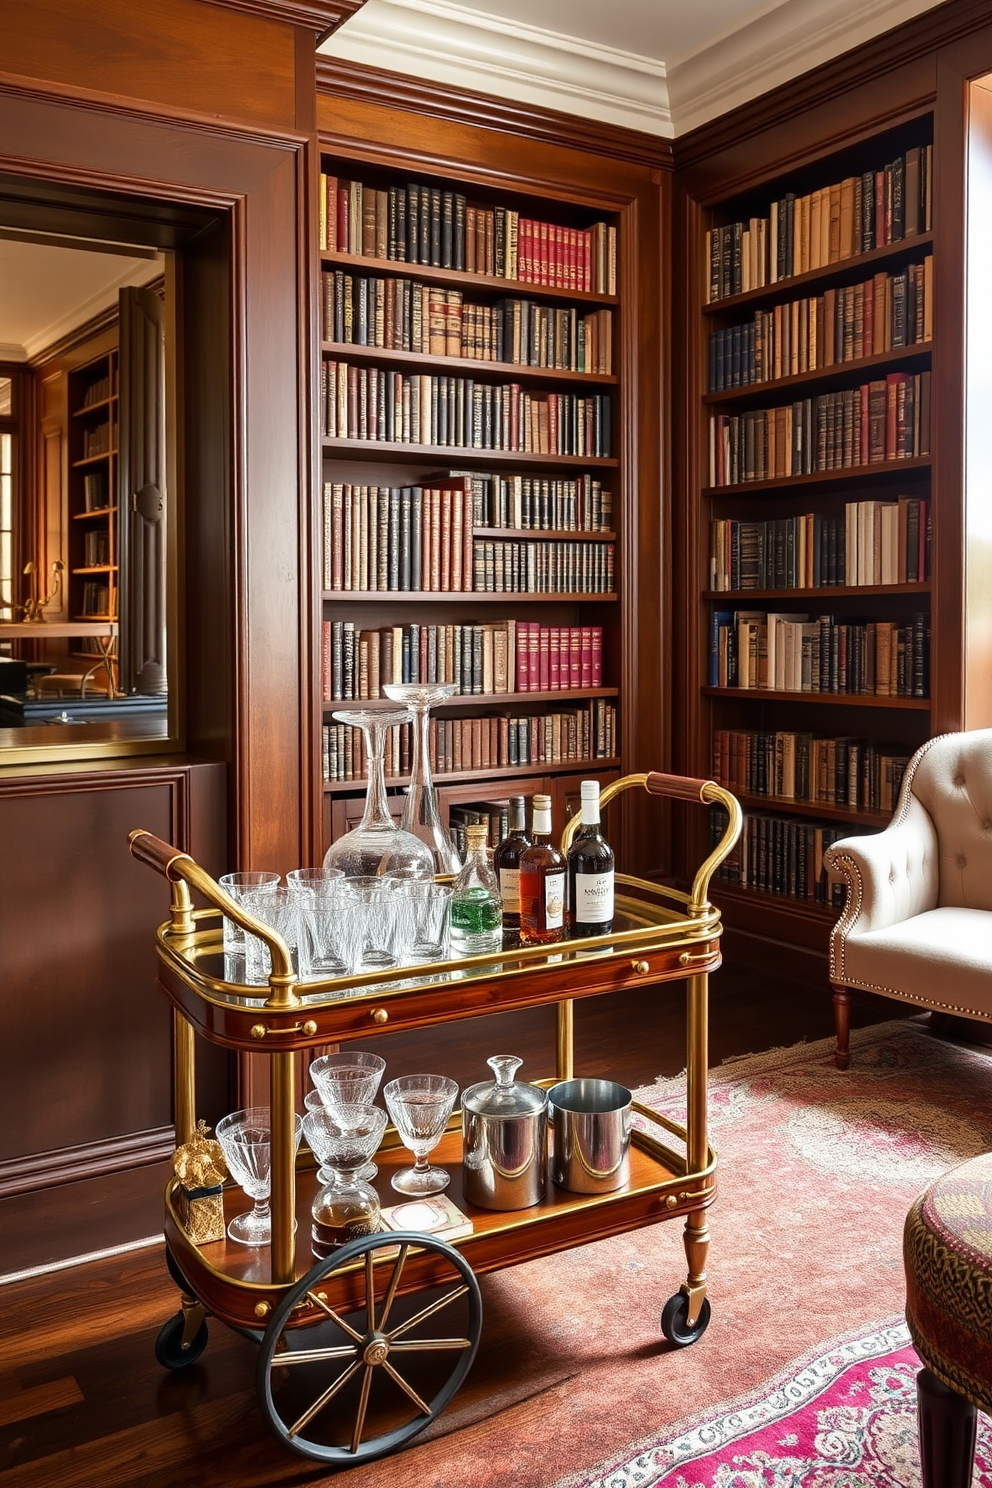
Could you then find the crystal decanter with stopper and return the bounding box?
[322,707,434,877]
[450,823,503,954]
[381,681,463,876]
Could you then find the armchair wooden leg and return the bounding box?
[917,1367,977,1488]
[831,985,851,1070]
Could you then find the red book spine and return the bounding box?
[580,625,593,687]
[591,627,603,687]
[538,625,550,691]
[519,219,531,283]
[569,628,582,688]
[517,621,530,690]
[529,624,541,691]
[549,625,561,690]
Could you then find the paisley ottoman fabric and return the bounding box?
[904,1151,992,1414]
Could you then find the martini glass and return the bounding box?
[309,1051,386,1179]
[383,1073,459,1196]
[382,682,463,875]
[215,1107,303,1246]
[322,708,434,878]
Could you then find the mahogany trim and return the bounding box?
[0,1127,175,1198]
[201,0,366,43]
[315,57,674,170]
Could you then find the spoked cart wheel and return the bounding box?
[661,1289,711,1348]
[257,1231,483,1464]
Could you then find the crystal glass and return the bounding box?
[382,682,463,875]
[386,875,453,962]
[218,871,280,963]
[215,1106,303,1246]
[383,1073,459,1196]
[345,875,415,971]
[285,866,349,977]
[304,1104,388,1257]
[241,886,312,986]
[309,1050,387,1180]
[322,707,435,878]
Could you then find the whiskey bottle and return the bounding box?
[518,794,566,945]
[567,779,614,936]
[493,795,531,929]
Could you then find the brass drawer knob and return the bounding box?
[632,959,650,975]
[371,1008,389,1025]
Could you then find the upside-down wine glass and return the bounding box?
[215,1107,303,1246]
[383,1073,459,1196]
[322,708,435,878]
[382,682,463,875]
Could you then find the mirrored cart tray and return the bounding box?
[164,1098,714,1334]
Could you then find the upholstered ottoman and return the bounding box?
[904,1152,992,1488]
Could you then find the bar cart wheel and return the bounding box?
[155,1307,210,1369]
[256,1231,484,1464]
[661,1290,711,1349]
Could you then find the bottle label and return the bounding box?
[544,871,565,929]
[499,866,521,913]
[575,869,614,924]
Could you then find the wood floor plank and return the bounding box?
[0,1377,84,1427]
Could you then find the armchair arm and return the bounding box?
[825,796,938,948]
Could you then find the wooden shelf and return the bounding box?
[322,340,617,386]
[702,685,929,708]
[320,249,619,307]
[73,394,117,417]
[323,589,618,603]
[711,879,841,924]
[703,583,930,600]
[703,340,931,405]
[321,437,617,469]
[701,232,934,318]
[72,505,118,521]
[323,757,621,795]
[703,456,931,497]
[724,791,894,827]
[72,450,117,469]
[324,688,618,712]
[474,526,615,542]
[72,565,116,576]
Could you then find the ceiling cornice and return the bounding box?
[675,0,991,172]
[319,0,671,137]
[316,57,673,169]
[200,0,366,43]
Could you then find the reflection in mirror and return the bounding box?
[0,232,171,754]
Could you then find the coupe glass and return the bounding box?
[309,1050,386,1179]
[322,708,435,878]
[215,1107,303,1246]
[383,1073,459,1196]
[382,682,463,875]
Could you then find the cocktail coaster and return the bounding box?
[379,1193,474,1241]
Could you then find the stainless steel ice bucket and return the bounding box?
[461,1055,548,1211]
[548,1077,632,1194]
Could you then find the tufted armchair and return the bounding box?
[824,729,992,1069]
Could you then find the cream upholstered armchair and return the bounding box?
[824,729,992,1069]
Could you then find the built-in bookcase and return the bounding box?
[67,347,119,631]
[688,114,935,938]
[316,158,625,855]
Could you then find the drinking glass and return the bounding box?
[242,886,312,986]
[218,871,280,963]
[382,682,463,875]
[215,1106,303,1246]
[322,708,434,878]
[347,875,415,971]
[383,1073,459,1196]
[285,866,349,977]
[309,1050,387,1180]
[386,875,453,963]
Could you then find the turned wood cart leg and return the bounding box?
[832,985,851,1070]
[661,971,713,1348]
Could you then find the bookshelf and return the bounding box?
[685,115,936,954]
[316,160,626,856]
[67,348,119,640]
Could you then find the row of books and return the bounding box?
[81,422,116,458]
[82,472,109,511]
[448,801,513,855]
[322,700,617,782]
[709,498,931,591]
[321,619,605,701]
[321,272,614,373]
[707,373,931,485]
[706,146,932,301]
[322,360,613,456]
[472,538,614,594]
[712,730,910,814]
[319,174,618,294]
[710,609,930,696]
[711,808,847,906]
[708,259,932,391]
[82,530,111,566]
[456,471,612,533]
[78,580,115,617]
[80,372,114,408]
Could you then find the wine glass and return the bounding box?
[383,1074,459,1196]
[309,1051,386,1179]
[382,682,463,875]
[215,1107,303,1246]
[322,708,434,878]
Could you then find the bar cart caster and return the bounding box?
[256,1232,483,1463]
[155,1298,210,1369]
[661,1290,711,1348]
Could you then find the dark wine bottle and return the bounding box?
[493,795,531,929]
[518,794,566,945]
[567,780,614,936]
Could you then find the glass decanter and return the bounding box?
[322,707,434,878]
[304,1104,388,1257]
[381,682,463,876]
[450,822,503,955]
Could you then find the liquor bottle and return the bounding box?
[567,779,615,936]
[450,822,503,954]
[493,795,531,929]
[518,793,566,945]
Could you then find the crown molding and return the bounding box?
[0,342,26,363]
[319,0,671,137]
[200,0,366,42]
[675,0,992,170]
[317,58,672,169]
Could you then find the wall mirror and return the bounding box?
[0,174,200,764]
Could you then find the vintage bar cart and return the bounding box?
[132,771,741,1464]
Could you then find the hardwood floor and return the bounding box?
[0,966,900,1488]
